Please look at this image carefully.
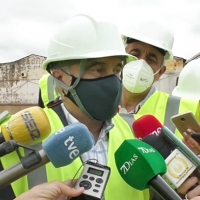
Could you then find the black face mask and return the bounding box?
[66,74,122,121]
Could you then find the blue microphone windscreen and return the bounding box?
[42,122,94,167]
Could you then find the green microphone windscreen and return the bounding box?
[115,139,166,190]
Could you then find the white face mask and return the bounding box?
[122,59,160,93]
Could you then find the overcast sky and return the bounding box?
[1,0,200,63]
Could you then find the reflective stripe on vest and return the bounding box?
[164,95,181,131]
[47,75,56,104]
[26,102,69,189]
[39,74,59,106]
[25,143,47,189]
[119,93,181,134]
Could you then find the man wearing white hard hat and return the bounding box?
[1,14,152,200]
[120,19,200,199]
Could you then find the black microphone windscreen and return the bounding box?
[142,134,173,159]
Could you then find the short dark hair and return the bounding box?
[126,37,166,57]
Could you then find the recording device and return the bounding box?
[143,133,199,188]
[114,139,182,200]
[0,106,51,145]
[133,115,200,189]
[0,122,94,187]
[72,161,110,200]
[160,126,200,188]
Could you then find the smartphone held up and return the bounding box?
[170,111,200,143]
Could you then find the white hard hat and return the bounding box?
[172,59,200,100]
[122,19,174,61]
[43,14,136,70]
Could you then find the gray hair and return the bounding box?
[48,60,80,74]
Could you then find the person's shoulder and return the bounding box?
[39,73,51,83]
[180,96,199,102]
[150,90,170,101]
[112,113,134,135]
[155,90,169,96]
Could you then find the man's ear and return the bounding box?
[154,66,166,81]
[52,69,63,81]
[159,66,166,76]
[52,69,72,86]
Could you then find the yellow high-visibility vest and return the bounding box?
[0,109,149,200]
[120,90,200,139]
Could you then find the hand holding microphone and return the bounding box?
[0,122,94,188]
[0,106,51,146]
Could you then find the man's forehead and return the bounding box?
[126,41,165,58]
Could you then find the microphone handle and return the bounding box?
[149,175,182,200]
[0,141,18,157]
[0,150,49,188]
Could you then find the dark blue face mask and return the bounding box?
[66,74,122,121]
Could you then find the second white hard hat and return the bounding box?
[172,59,200,100]
[122,19,174,61]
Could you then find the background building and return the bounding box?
[0,54,46,114]
[154,57,185,93]
[0,53,197,114]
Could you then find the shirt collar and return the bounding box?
[119,86,156,114]
[60,102,113,137]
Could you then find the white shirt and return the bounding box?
[60,103,113,165]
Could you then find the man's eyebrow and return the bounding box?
[129,48,158,60]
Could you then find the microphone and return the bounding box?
[0,106,51,146]
[132,115,173,158]
[0,140,18,157]
[0,122,94,188]
[132,115,162,139]
[134,115,200,189]
[114,139,182,200]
